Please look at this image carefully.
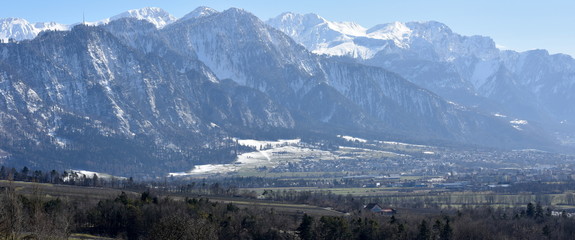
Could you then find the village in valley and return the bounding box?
[167,136,575,193]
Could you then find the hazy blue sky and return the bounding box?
[2,0,574,56]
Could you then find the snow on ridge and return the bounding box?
[278,12,299,22]
[267,14,418,59]
[325,20,367,37]
[510,119,528,131]
[180,6,219,21]
[272,12,365,37]
[270,12,503,62]
[510,119,528,125]
[379,140,429,148]
[366,21,412,47]
[0,17,70,41]
[106,7,176,28]
[338,135,367,143]
[1,7,176,41]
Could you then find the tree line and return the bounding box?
[2,185,575,239]
[0,165,136,188]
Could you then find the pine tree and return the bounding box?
[535,202,544,220]
[297,214,314,240]
[417,219,430,240]
[526,202,535,218]
[440,218,452,240]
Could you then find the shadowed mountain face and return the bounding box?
[0,8,558,176]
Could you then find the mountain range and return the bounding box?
[0,7,570,176]
[267,12,575,144]
[0,7,175,42]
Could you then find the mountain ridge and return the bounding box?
[0,7,176,42]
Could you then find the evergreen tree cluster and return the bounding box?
[2,184,575,240]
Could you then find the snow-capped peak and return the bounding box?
[0,17,68,41]
[367,21,411,36]
[269,12,502,61]
[326,20,366,37]
[0,7,177,42]
[277,12,303,22]
[1,17,30,25]
[269,12,365,37]
[267,13,381,58]
[0,18,35,40]
[278,12,327,26]
[108,7,176,28]
[366,21,412,47]
[180,6,219,21]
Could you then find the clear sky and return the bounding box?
[2,0,574,56]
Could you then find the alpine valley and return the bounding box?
[0,7,571,177]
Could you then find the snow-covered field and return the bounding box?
[65,170,127,181]
[379,140,429,148]
[170,139,313,177]
[338,135,367,143]
[169,137,418,177]
[337,146,409,158]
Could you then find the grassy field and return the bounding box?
[0,180,346,217]
[69,233,116,240]
[199,196,345,216]
[240,186,405,196]
[4,179,575,219]
[236,171,348,178]
[238,186,575,209]
[0,180,139,204]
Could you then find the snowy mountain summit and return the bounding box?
[105,7,176,28]
[267,12,372,58]
[267,12,498,61]
[0,7,176,42]
[180,6,219,21]
[0,18,67,41]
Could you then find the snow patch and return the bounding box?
[326,21,367,37]
[338,135,367,143]
[510,119,528,125]
[65,170,126,181]
[379,140,429,148]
